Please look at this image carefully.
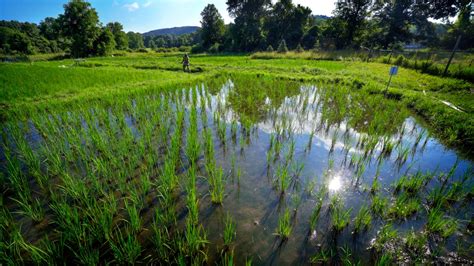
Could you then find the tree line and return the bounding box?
[0,0,143,57]
[198,0,473,53]
[1,0,472,57]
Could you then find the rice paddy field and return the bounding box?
[1,53,473,265]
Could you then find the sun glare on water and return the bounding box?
[328,176,342,191]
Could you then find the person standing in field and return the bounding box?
[182,53,190,72]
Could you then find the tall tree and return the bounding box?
[200,4,225,49]
[302,25,319,49]
[39,17,60,40]
[333,0,371,48]
[94,27,115,55]
[427,0,470,20]
[443,2,474,49]
[265,0,312,49]
[58,0,101,57]
[372,0,412,48]
[106,22,128,50]
[226,0,271,51]
[127,31,144,49]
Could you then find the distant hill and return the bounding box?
[142,26,200,37]
[312,15,331,26]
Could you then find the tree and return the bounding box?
[200,4,225,49]
[427,0,469,20]
[226,0,271,51]
[372,0,412,48]
[443,2,474,49]
[265,0,312,49]
[94,27,115,55]
[333,0,371,48]
[148,39,157,49]
[127,31,144,49]
[0,26,33,54]
[302,25,319,49]
[39,17,60,40]
[106,22,128,50]
[58,0,101,57]
[320,17,347,49]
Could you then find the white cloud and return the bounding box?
[123,2,140,12]
[143,1,153,8]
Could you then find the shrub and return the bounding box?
[209,43,220,54]
[295,43,304,53]
[191,44,204,54]
[266,45,274,52]
[394,55,405,66]
[277,40,288,53]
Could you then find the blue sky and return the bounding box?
[0,0,336,33]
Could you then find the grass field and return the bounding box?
[1,52,473,264]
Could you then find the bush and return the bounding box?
[277,40,288,53]
[266,45,274,52]
[295,43,304,53]
[137,48,148,53]
[178,46,191,52]
[191,44,204,54]
[209,43,220,54]
[394,55,405,66]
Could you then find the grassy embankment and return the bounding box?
[1,52,472,156]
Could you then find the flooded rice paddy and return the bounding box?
[1,75,473,264]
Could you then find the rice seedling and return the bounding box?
[274,164,290,194]
[396,144,410,164]
[370,177,381,194]
[310,248,333,264]
[275,209,292,240]
[375,254,393,266]
[373,224,398,252]
[125,200,141,233]
[393,172,432,195]
[339,245,359,265]
[309,193,323,232]
[353,205,372,233]
[109,227,142,264]
[291,193,302,212]
[221,251,235,266]
[11,194,45,223]
[208,166,225,204]
[151,209,172,260]
[371,195,388,217]
[217,116,227,144]
[186,108,201,164]
[9,228,49,264]
[426,207,458,238]
[231,119,238,141]
[387,192,420,219]
[186,169,199,225]
[223,213,236,247]
[331,204,352,232]
[183,218,209,257]
[204,127,215,160]
[405,229,427,254]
